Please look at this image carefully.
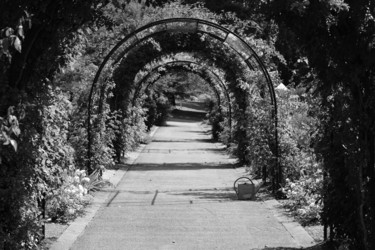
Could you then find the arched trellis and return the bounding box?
[130,60,233,132]
[130,52,233,108]
[88,18,280,187]
[134,65,223,108]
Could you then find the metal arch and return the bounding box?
[134,69,222,107]
[88,18,279,186]
[138,69,222,107]
[89,18,276,116]
[132,64,228,107]
[131,60,232,112]
[130,61,233,132]
[128,51,235,110]
[132,61,232,128]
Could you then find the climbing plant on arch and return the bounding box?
[133,62,227,108]
[132,60,231,139]
[88,18,280,186]
[130,55,232,123]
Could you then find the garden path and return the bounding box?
[70,107,315,250]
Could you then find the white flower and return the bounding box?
[297,208,306,215]
[81,177,90,184]
[78,185,84,195]
[67,208,75,215]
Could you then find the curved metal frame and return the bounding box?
[132,61,232,134]
[131,60,232,116]
[88,18,280,186]
[129,51,233,110]
[134,67,223,107]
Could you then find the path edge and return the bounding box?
[49,126,159,250]
[263,199,316,248]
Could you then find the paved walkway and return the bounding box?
[70,110,315,250]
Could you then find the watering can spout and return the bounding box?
[254,179,264,194]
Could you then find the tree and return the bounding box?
[0,1,111,248]
[268,1,375,249]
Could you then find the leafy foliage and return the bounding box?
[282,171,323,226]
[143,91,172,129]
[0,107,20,153]
[268,0,375,248]
[206,100,224,141]
[0,1,111,247]
[113,106,147,162]
[2,0,374,249]
[46,169,92,223]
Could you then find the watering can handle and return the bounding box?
[233,177,254,195]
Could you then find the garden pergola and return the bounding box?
[88,18,280,187]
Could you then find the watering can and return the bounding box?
[233,177,263,200]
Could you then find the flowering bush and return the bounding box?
[46,169,92,223]
[282,168,323,225]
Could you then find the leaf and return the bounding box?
[0,38,11,57]
[12,127,21,137]
[17,25,25,40]
[7,106,14,116]
[10,139,17,152]
[1,27,14,37]
[23,10,31,19]
[2,131,10,145]
[12,36,22,53]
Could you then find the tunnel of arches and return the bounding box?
[132,61,232,142]
[130,55,233,129]
[88,18,280,189]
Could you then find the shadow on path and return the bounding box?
[131,163,235,171]
[255,242,334,250]
[168,108,207,123]
[169,187,239,201]
[151,138,213,143]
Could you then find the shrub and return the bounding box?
[206,101,224,141]
[46,169,92,223]
[143,91,171,128]
[154,94,171,126]
[114,106,147,162]
[282,167,323,225]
